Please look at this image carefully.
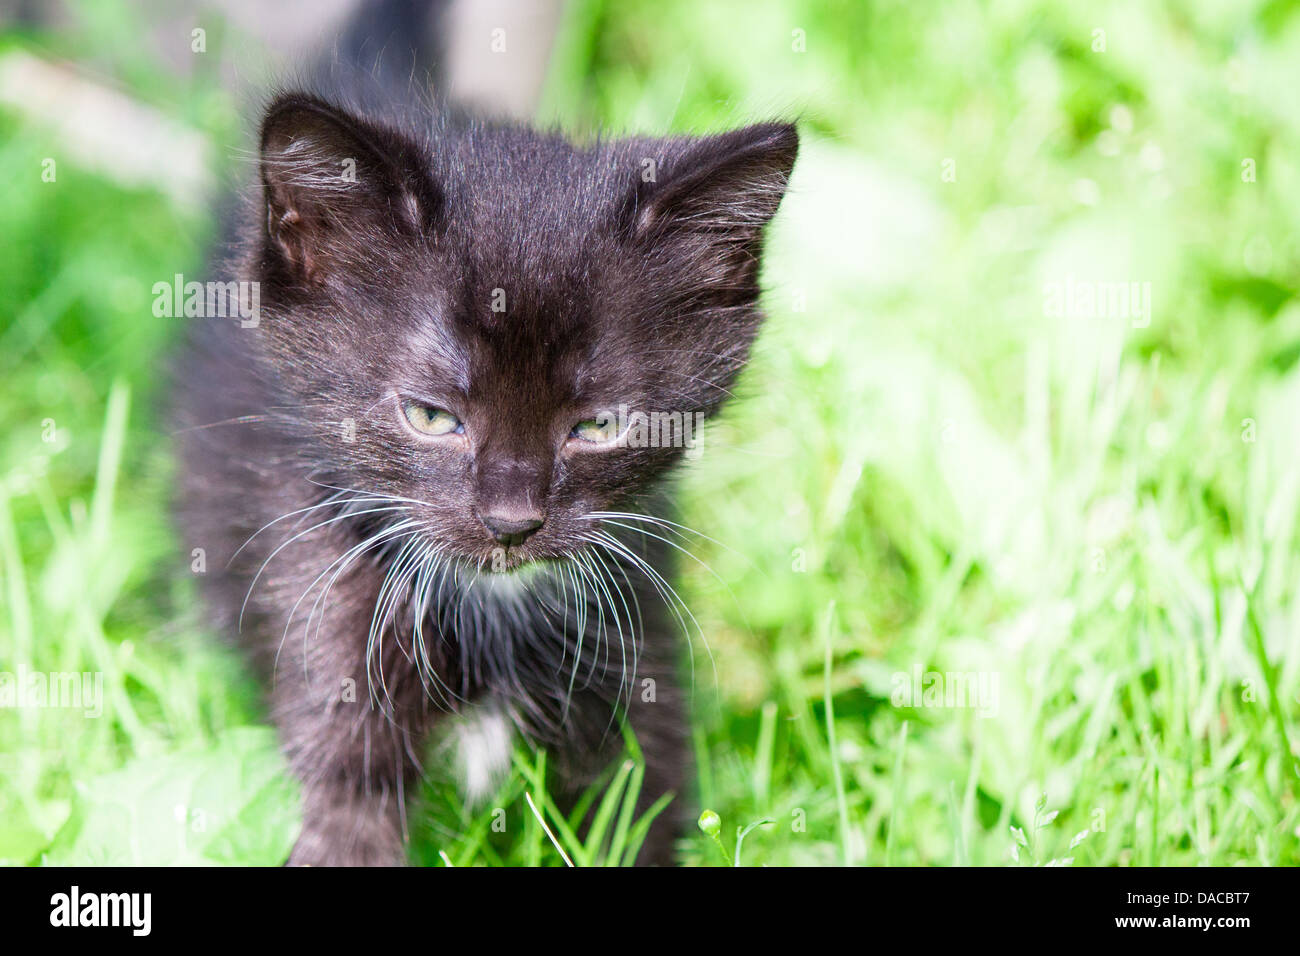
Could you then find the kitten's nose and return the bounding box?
[479,510,544,547]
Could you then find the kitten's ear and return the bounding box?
[629,122,798,252]
[259,94,438,281]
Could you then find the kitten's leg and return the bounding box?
[257,565,439,867]
[278,691,429,866]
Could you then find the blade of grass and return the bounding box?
[512,750,587,865]
[524,791,573,867]
[524,748,546,867]
[619,791,675,867]
[691,721,713,812]
[885,720,909,866]
[734,818,773,867]
[606,758,645,865]
[753,700,777,813]
[822,601,852,864]
[948,782,965,866]
[586,758,634,864]
[1241,573,1298,785]
[89,379,128,551]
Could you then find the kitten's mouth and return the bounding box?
[470,556,567,599]
[472,543,588,578]
[488,554,533,573]
[488,557,550,579]
[472,547,547,575]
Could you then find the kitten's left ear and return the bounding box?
[629,122,798,247]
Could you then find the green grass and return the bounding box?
[3,0,1300,865]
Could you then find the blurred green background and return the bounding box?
[2,0,1299,865]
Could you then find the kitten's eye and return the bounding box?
[571,416,619,444]
[403,400,464,437]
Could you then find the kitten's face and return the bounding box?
[254,94,796,570]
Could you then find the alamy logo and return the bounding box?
[152,273,260,327]
[891,665,999,718]
[50,886,151,936]
[0,669,102,718]
[1042,276,1152,328]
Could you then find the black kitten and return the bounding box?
[174,79,796,865]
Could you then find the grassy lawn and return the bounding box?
[2,0,1298,865]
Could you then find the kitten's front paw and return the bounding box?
[288,804,408,867]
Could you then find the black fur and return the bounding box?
[173,73,796,865]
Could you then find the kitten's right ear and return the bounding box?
[259,94,439,282]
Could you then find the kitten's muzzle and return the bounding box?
[479,510,544,547]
